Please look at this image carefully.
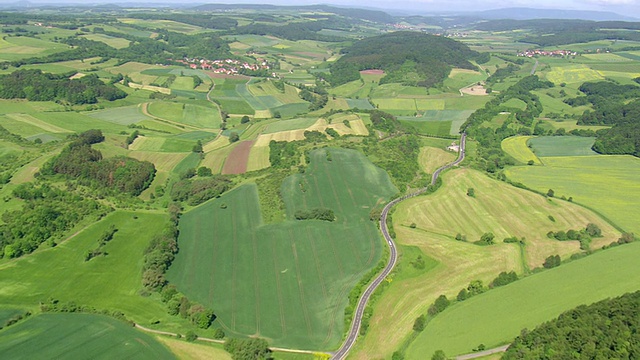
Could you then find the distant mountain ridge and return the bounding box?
[475,7,636,21]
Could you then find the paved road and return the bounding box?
[332,133,467,360]
[531,59,539,75]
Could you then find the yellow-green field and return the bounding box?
[545,64,604,85]
[348,168,619,360]
[501,136,541,165]
[418,146,457,174]
[505,155,640,234]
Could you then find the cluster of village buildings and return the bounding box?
[176,58,270,75]
[517,49,577,57]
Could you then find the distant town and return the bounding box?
[517,49,578,57]
[176,57,271,75]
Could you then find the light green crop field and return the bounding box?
[501,136,542,165]
[443,69,486,90]
[406,241,640,359]
[528,136,597,157]
[502,98,527,110]
[263,118,318,133]
[370,84,429,98]
[505,155,640,234]
[147,102,221,129]
[398,119,452,137]
[0,36,69,62]
[0,211,185,327]
[0,313,176,360]
[545,64,604,85]
[120,18,204,34]
[86,105,151,125]
[169,76,196,91]
[444,95,491,110]
[81,33,131,49]
[167,148,398,350]
[33,112,130,134]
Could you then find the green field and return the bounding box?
[0,36,69,62]
[399,119,453,137]
[505,155,640,234]
[86,105,151,125]
[0,313,175,360]
[406,241,640,358]
[0,211,181,326]
[167,148,398,350]
[147,102,221,129]
[501,136,541,165]
[263,118,317,133]
[81,33,131,49]
[528,136,597,157]
[545,64,604,85]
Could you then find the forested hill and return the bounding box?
[503,291,640,359]
[326,32,480,88]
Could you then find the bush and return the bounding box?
[185,331,197,342]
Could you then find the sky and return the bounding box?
[7,0,640,17]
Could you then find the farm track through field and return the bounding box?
[271,243,287,337]
[140,103,200,131]
[332,133,466,360]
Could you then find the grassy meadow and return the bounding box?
[528,136,597,157]
[0,211,189,328]
[167,148,397,350]
[347,168,620,360]
[406,241,640,358]
[501,136,541,165]
[506,155,640,234]
[0,313,176,360]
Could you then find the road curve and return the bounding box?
[332,133,467,360]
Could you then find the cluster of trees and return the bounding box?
[0,69,127,104]
[564,81,640,157]
[142,219,179,292]
[370,110,402,133]
[40,130,155,196]
[547,223,602,250]
[170,176,232,206]
[474,232,495,246]
[298,86,328,112]
[1,183,109,258]
[294,208,335,221]
[503,291,640,359]
[490,271,518,288]
[160,285,218,331]
[362,134,421,190]
[84,225,118,261]
[224,338,271,360]
[543,254,562,269]
[325,31,480,88]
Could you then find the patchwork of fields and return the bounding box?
[167,148,397,350]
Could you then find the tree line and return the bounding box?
[0,69,127,105]
[503,291,640,359]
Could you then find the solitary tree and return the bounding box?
[229,132,240,143]
[241,115,250,124]
[547,189,555,197]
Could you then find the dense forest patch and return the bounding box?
[324,32,479,88]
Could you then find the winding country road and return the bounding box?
[332,133,467,360]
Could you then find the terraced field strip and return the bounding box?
[0,313,176,359]
[528,136,597,157]
[246,144,270,172]
[167,149,397,350]
[352,160,622,360]
[5,113,70,133]
[406,241,640,358]
[501,136,541,164]
[505,154,640,234]
[222,140,255,175]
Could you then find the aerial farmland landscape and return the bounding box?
[0,1,638,359]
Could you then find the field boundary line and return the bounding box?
[289,229,314,337]
[134,324,329,355]
[331,133,466,360]
[140,103,200,131]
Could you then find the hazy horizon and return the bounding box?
[6,0,640,17]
